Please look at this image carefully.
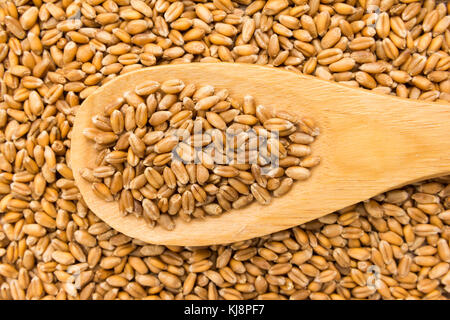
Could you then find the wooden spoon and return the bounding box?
[71,63,450,246]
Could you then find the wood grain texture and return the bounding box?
[71,63,450,246]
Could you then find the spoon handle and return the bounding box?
[301,74,450,187]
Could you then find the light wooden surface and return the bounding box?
[71,63,450,246]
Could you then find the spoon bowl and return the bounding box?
[71,63,450,246]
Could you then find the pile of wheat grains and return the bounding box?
[81,80,320,230]
[0,0,449,300]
